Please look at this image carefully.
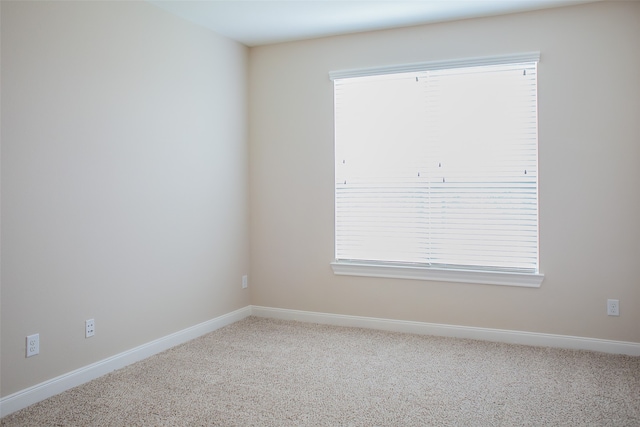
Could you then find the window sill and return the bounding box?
[330,261,544,288]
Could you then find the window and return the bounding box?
[330,53,543,287]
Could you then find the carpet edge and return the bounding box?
[250,305,640,356]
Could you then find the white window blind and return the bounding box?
[333,55,539,275]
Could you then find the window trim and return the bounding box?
[330,52,544,287]
[329,51,540,81]
[331,260,544,288]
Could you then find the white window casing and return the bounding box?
[331,52,544,287]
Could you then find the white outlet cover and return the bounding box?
[86,319,95,337]
[26,333,40,357]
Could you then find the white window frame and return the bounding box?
[330,52,544,288]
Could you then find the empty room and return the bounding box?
[1,0,639,425]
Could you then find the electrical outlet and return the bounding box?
[242,275,248,289]
[85,318,95,337]
[26,334,40,357]
[607,299,619,316]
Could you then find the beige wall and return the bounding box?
[1,0,639,403]
[249,2,640,342]
[1,1,249,397]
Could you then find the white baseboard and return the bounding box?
[3,305,638,418]
[0,306,251,418]
[250,305,640,356]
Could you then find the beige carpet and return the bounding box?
[2,316,639,426]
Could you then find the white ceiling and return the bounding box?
[148,0,598,47]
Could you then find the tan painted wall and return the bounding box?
[249,2,640,342]
[1,0,638,403]
[1,1,249,397]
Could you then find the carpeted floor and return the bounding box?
[2,316,639,426]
